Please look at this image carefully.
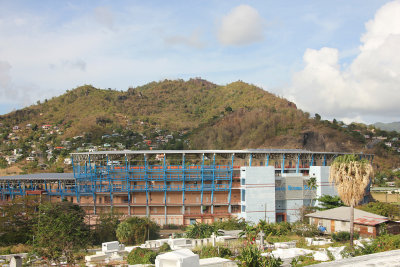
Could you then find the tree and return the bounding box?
[92,209,121,245]
[0,157,7,169]
[329,155,373,248]
[314,113,321,121]
[317,195,345,210]
[116,216,159,245]
[0,196,40,245]
[185,222,216,239]
[359,202,400,219]
[33,201,90,265]
[306,177,317,190]
[213,217,247,231]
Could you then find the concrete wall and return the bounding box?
[310,166,337,199]
[286,199,304,222]
[240,166,276,224]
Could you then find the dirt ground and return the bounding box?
[0,165,23,176]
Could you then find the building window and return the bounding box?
[241,190,246,201]
[241,205,246,212]
[241,178,245,185]
[368,226,374,233]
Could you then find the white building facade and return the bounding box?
[240,166,337,223]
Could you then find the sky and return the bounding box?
[0,0,399,124]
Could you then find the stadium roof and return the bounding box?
[71,149,368,156]
[0,173,74,181]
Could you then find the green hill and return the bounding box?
[0,78,400,173]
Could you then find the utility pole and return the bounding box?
[264,203,267,222]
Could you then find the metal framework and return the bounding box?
[0,149,373,219]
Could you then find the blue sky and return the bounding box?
[0,0,399,124]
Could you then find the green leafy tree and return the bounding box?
[213,217,247,230]
[306,177,317,190]
[317,195,345,210]
[185,222,216,239]
[92,209,121,245]
[0,196,40,245]
[33,201,90,265]
[359,202,400,219]
[116,216,160,245]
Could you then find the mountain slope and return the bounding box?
[374,122,400,133]
[1,78,399,174]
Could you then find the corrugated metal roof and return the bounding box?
[306,207,389,226]
[71,149,368,156]
[0,173,74,181]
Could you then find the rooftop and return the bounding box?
[71,149,369,156]
[306,207,388,226]
[0,173,74,181]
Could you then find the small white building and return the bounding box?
[26,157,35,161]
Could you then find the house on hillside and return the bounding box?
[385,142,392,147]
[26,157,35,161]
[42,124,51,130]
[306,207,400,237]
[5,155,17,165]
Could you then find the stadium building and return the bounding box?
[0,150,373,225]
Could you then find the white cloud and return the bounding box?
[0,61,12,89]
[287,0,400,123]
[217,5,265,46]
[164,30,205,49]
[0,60,44,107]
[49,60,87,71]
[94,6,115,30]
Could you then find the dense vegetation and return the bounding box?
[116,216,160,245]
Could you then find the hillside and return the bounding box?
[374,122,400,133]
[0,78,399,174]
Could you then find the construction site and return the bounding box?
[0,149,373,225]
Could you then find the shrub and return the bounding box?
[296,237,308,248]
[127,247,157,265]
[0,246,12,255]
[213,217,247,230]
[193,244,232,259]
[291,254,320,266]
[10,244,32,254]
[237,245,282,267]
[185,223,216,239]
[332,231,360,242]
[292,223,319,237]
[158,243,171,253]
[162,224,180,230]
[116,216,160,245]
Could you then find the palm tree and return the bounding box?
[329,155,373,248]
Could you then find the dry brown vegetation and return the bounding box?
[0,78,396,169]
